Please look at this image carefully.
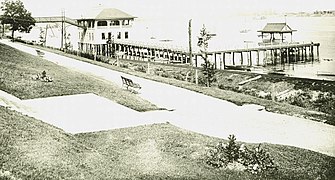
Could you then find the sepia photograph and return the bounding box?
[0,0,335,179]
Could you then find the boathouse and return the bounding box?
[258,23,296,45]
[77,8,136,55]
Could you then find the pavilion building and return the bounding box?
[258,23,296,45]
[77,8,136,55]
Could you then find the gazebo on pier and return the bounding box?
[258,23,296,45]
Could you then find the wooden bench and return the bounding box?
[121,76,141,92]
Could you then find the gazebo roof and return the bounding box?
[258,23,296,33]
[79,8,136,20]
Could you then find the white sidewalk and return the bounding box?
[1,39,335,157]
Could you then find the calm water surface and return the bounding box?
[131,16,335,80]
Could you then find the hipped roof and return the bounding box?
[258,23,296,33]
[79,8,136,20]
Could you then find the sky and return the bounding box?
[1,0,335,19]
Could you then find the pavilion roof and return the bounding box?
[258,23,296,33]
[79,8,136,20]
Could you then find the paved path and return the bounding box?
[1,40,335,157]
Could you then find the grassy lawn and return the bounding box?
[30,44,335,125]
[1,106,334,179]
[0,43,158,112]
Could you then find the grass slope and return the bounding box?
[0,43,157,112]
[1,107,334,179]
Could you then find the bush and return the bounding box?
[78,52,94,60]
[134,65,147,73]
[206,135,240,168]
[239,144,277,175]
[201,60,216,87]
[206,135,277,175]
[172,71,184,81]
[161,71,170,78]
[313,92,335,114]
[289,91,312,108]
[154,68,172,78]
[196,73,209,86]
[120,63,129,68]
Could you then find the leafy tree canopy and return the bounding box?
[0,0,35,37]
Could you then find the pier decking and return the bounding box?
[107,40,320,70]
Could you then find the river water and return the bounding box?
[131,15,335,80]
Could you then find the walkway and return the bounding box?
[1,39,335,157]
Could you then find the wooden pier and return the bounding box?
[209,42,320,70]
[107,40,190,64]
[101,40,320,70]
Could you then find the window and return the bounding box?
[125,32,129,39]
[97,21,107,26]
[89,33,94,41]
[108,32,112,40]
[111,21,120,26]
[79,32,81,39]
[117,32,121,39]
[123,20,129,26]
[102,33,105,40]
[89,21,95,28]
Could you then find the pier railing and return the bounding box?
[86,40,320,69]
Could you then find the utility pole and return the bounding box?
[44,24,48,47]
[188,19,198,84]
[188,19,192,66]
[61,9,65,50]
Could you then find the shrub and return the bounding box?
[161,71,170,78]
[313,92,335,114]
[172,71,184,81]
[134,65,147,73]
[239,144,277,175]
[120,63,129,68]
[218,84,235,91]
[285,91,313,108]
[201,60,216,87]
[196,73,209,86]
[206,135,277,175]
[206,135,240,167]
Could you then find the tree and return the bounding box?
[197,25,216,87]
[0,0,35,41]
[39,27,45,45]
[64,33,72,50]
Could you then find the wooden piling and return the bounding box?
[214,53,217,69]
[257,50,260,65]
[222,53,226,69]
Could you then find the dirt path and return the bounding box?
[1,39,335,157]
